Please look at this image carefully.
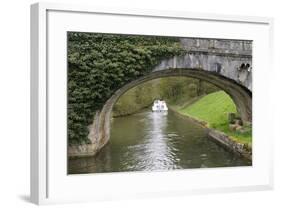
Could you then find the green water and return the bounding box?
[68,110,251,174]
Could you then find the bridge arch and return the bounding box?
[88,68,252,152]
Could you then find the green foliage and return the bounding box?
[113,81,158,117]
[159,77,188,100]
[158,77,218,105]
[200,81,220,94]
[113,77,219,117]
[187,83,198,97]
[68,32,185,144]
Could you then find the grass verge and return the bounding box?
[178,90,252,146]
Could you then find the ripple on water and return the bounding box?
[68,110,251,174]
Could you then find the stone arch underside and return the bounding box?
[68,38,253,158]
[81,68,252,157]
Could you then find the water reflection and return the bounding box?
[136,112,178,170]
[68,110,251,174]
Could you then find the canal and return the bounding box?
[68,109,251,174]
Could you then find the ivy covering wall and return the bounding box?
[67,32,185,144]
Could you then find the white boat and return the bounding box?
[152,100,168,112]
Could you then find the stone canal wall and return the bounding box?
[208,129,252,160]
[169,107,252,161]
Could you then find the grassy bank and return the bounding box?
[178,91,252,145]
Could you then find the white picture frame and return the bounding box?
[30,2,274,205]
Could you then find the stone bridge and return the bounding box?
[68,38,252,157]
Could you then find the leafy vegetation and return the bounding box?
[158,78,218,106]
[67,32,185,144]
[113,81,156,117]
[113,77,218,117]
[179,91,252,144]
